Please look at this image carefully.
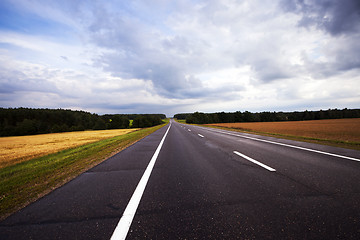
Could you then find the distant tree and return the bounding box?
[0,108,166,136]
[181,108,360,125]
[174,113,192,120]
[93,119,106,130]
[103,115,130,129]
[243,111,254,122]
[132,115,163,128]
[16,119,37,135]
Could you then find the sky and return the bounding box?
[0,0,359,117]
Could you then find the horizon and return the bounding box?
[2,106,360,119]
[1,0,359,116]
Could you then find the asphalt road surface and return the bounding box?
[1,119,360,239]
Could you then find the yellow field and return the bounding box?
[208,118,360,143]
[0,129,138,169]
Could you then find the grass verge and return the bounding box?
[0,123,167,220]
[174,119,186,124]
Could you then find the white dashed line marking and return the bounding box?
[233,151,276,172]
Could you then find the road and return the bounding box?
[1,119,360,239]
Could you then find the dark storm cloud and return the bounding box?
[280,0,360,77]
[281,0,360,35]
[334,37,360,71]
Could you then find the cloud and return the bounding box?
[0,52,189,116]
[85,0,253,98]
[280,0,360,36]
[0,57,59,94]
[0,0,359,116]
[299,32,360,79]
[0,77,58,94]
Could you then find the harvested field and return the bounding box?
[208,118,360,145]
[0,129,138,169]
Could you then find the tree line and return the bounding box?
[0,108,166,137]
[174,108,360,124]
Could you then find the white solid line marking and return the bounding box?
[198,134,204,138]
[233,151,276,172]
[202,127,360,162]
[110,123,171,240]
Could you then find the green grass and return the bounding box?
[174,119,186,123]
[0,123,167,220]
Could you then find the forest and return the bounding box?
[0,108,166,137]
[174,108,360,124]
